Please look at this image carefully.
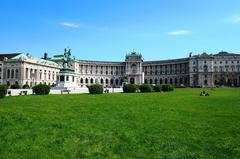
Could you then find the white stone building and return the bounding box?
[0,53,59,87]
[1,50,240,88]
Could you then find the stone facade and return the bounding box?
[189,52,240,87]
[1,50,240,88]
[1,53,59,87]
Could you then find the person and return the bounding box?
[200,90,210,96]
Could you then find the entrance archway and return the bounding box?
[130,78,135,84]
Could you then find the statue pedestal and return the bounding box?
[57,68,78,88]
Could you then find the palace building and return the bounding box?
[0,50,240,87]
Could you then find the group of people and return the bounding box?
[200,91,210,96]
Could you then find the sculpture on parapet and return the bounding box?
[63,48,72,68]
[189,52,192,57]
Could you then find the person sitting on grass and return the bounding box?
[200,91,210,96]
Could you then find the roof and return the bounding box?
[0,53,21,61]
[143,58,189,64]
[9,53,58,66]
[214,51,240,56]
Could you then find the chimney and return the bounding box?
[44,52,48,60]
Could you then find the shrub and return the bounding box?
[88,84,103,94]
[153,84,162,92]
[139,84,153,93]
[32,84,51,95]
[22,84,30,89]
[123,84,137,93]
[161,84,174,92]
[10,84,20,89]
[0,85,8,98]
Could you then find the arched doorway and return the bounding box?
[130,78,135,84]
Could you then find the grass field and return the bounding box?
[0,88,240,159]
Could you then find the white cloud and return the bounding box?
[60,22,85,28]
[226,15,240,23]
[168,30,192,36]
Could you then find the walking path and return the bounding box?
[6,88,123,96]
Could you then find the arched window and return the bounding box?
[144,79,148,84]
[149,79,153,84]
[165,78,168,84]
[15,69,19,78]
[85,78,88,83]
[100,78,104,84]
[175,78,178,85]
[160,78,162,84]
[7,69,10,78]
[80,78,83,83]
[110,79,114,84]
[170,78,173,84]
[11,69,14,78]
[90,78,93,83]
[106,79,109,84]
[115,79,119,85]
[180,78,183,84]
[204,79,208,85]
[154,79,158,84]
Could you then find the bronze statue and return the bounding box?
[63,48,72,68]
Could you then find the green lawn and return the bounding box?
[0,88,240,159]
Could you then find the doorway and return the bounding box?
[130,78,135,84]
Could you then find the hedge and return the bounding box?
[0,84,8,98]
[32,84,51,95]
[10,84,20,89]
[87,84,103,94]
[160,84,174,92]
[139,84,153,92]
[22,84,30,89]
[153,85,162,92]
[123,84,137,93]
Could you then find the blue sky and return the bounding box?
[0,0,240,61]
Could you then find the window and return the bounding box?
[7,69,10,78]
[165,78,168,84]
[15,69,18,78]
[204,65,208,72]
[60,76,64,82]
[149,79,153,84]
[11,69,14,78]
[131,64,137,73]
